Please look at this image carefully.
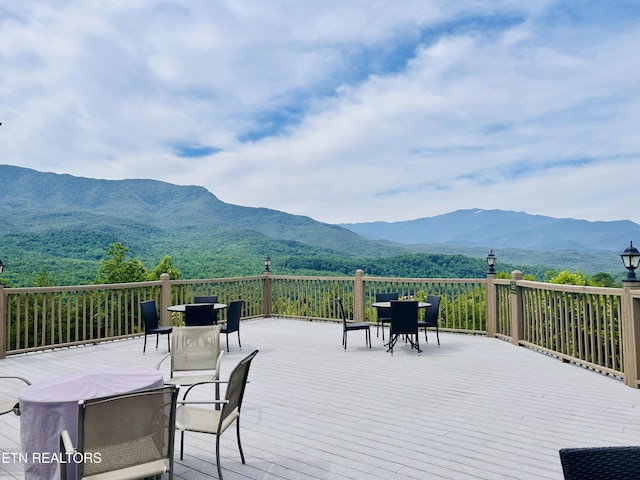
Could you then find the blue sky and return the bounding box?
[1,1,639,224]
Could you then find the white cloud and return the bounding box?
[1,0,639,225]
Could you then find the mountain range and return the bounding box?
[0,164,634,285]
[340,209,640,252]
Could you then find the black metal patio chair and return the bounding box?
[220,299,243,352]
[417,294,441,345]
[141,299,172,354]
[194,295,219,324]
[374,292,399,340]
[388,300,421,354]
[338,298,371,350]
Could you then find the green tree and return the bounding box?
[547,270,589,286]
[34,268,56,287]
[497,271,536,281]
[95,242,148,284]
[588,272,621,288]
[148,255,181,280]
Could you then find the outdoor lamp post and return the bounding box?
[486,250,497,274]
[264,256,271,273]
[0,259,4,275]
[620,241,640,282]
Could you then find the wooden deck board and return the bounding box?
[2,317,640,479]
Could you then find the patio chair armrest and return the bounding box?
[177,399,229,406]
[180,379,249,399]
[180,379,231,399]
[155,353,171,370]
[59,429,76,479]
[60,429,75,454]
[214,350,224,379]
[0,375,32,386]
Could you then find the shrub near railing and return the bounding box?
[518,281,622,376]
[4,282,161,354]
[363,277,488,334]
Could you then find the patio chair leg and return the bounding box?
[155,333,159,349]
[216,436,223,480]
[180,431,185,460]
[237,331,241,349]
[237,420,245,464]
[143,334,147,353]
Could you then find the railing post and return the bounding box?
[160,273,172,327]
[353,269,365,323]
[510,270,524,345]
[621,282,640,388]
[263,271,272,317]
[0,282,6,359]
[486,272,497,337]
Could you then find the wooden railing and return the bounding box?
[2,270,640,388]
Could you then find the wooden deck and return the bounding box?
[2,317,640,479]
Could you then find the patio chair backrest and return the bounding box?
[225,300,243,334]
[184,303,216,326]
[390,300,419,336]
[194,295,218,303]
[375,292,399,320]
[221,349,258,428]
[338,298,348,326]
[141,300,160,330]
[423,295,441,326]
[171,325,221,373]
[75,386,178,479]
[193,296,219,323]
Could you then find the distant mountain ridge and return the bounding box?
[340,209,640,252]
[0,164,632,284]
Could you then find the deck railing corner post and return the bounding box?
[353,269,365,323]
[263,271,272,317]
[486,272,497,337]
[160,273,172,327]
[510,270,524,345]
[621,282,640,388]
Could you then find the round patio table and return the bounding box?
[371,301,431,308]
[167,302,227,313]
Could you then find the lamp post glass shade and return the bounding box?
[486,250,497,274]
[621,241,640,281]
[264,256,271,272]
[0,259,4,275]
